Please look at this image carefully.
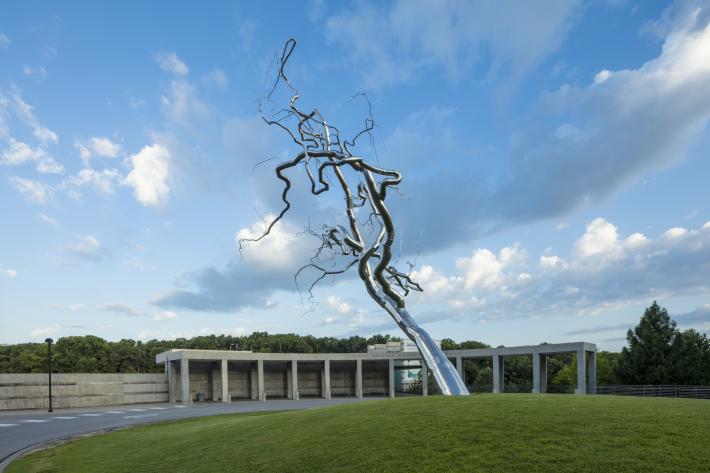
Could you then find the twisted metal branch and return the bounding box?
[239,39,468,396]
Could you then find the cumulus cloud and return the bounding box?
[325,0,581,89]
[154,51,189,76]
[406,218,710,323]
[124,144,170,208]
[1,139,64,174]
[61,168,121,199]
[155,217,318,312]
[8,177,53,204]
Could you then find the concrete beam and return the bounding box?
[355,359,363,398]
[492,354,504,394]
[292,360,299,400]
[180,358,191,405]
[389,359,395,398]
[221,359,229,403]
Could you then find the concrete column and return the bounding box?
[456,356,464,382]
[587,351,597,394]
[211,362,220,401]
[421,363,428,397]
[292,360,299,400]
[250,364,257,400]
[355,359,363,398]
[492,354,504,394]
[540,354,547,393]
[180,358,191,405]
[257,359,265,401]
[323,359,331,399]
[576,350,587,395]
[388,359,395,398]
[221,359,229,403]
[532,353,541,394]
[166,361,176,403]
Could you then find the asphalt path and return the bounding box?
[0,398,372,470]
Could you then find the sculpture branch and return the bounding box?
[240,39,469,396]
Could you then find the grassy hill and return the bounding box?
[9,395,710,473]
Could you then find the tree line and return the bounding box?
[2,302,708,386]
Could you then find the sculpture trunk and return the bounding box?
[373,291,469,395]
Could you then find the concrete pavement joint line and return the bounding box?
[18,420,49,423]
[51,417,78,420]
[127,409,146,412]
[0,424,17,428]
[78,413,102,417]
[104,411,125,414]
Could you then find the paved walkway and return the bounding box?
[0,398,372,470]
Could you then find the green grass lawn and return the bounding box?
[9,395,710,473]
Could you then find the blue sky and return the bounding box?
[1,0,709,350]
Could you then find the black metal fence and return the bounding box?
[596,385,710,399]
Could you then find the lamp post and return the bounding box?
[45,338,53,412]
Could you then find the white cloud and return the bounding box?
[61,168,121,198]
[325,0,581,89]
[30,325,59,338]
[89,137,121,158]
[67,234,109,261]
[1,139,64,174]
[0,33,10,49]
[153,311,177,321]
[100,303,143,317]
[9,177,53,204]
[38,213,59,227]
[23,65,48,81]
[574,217,623,260]
[326,295,352,314]
[236,216,313,272]
[539,255,566,270]
[9,88,58,144]
[408,218,710,322]
[124,144,170,208]
[2,139,46,165]
[154,51,189,76]
[0,266,17,278]
[202,69,229,89]
[160,80,210,128]
[663,227,688,239]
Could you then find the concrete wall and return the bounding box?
[363,360,389,396]
[330,361,356,397]
[0,373,168,410]
[297,361,323,398]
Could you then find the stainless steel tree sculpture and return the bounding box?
[242,39,469,395]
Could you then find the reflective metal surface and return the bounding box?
[241,39,469,396]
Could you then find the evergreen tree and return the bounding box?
[618,301,677,384]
